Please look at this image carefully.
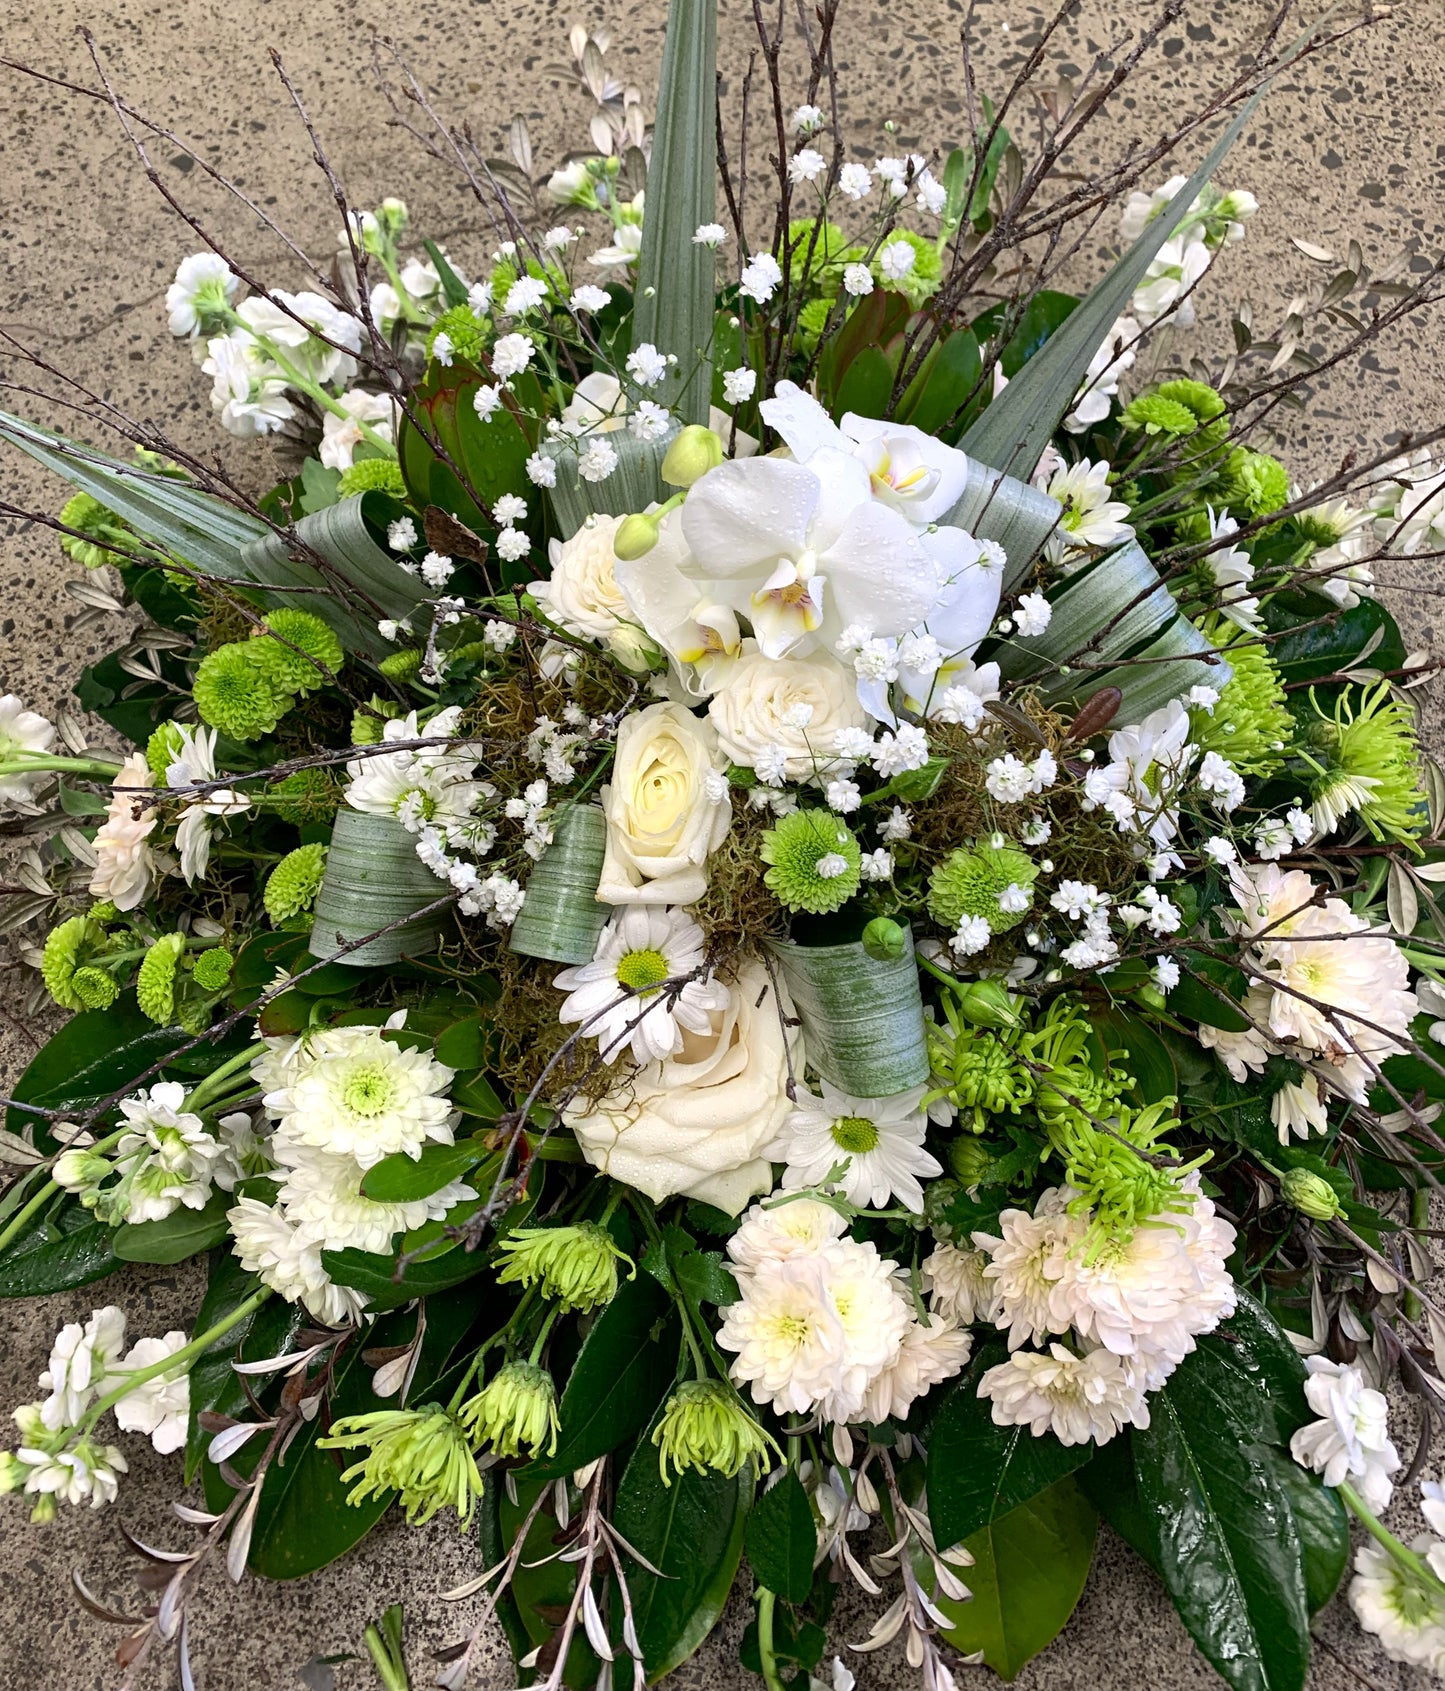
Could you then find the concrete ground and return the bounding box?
[2,0,1444,1685]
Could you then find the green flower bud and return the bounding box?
[460,1360,560,1460]
[264,843,328,925]
[651,1380,778,1484]
[54,1148,111,1194]
[318,1405,483,1528]
[614,511,661,560]
[269,768,338,826]
[1281,1166,1345,1222]
[58,491,132,569]
[377,647,424,683]
[495,1221,631,1312]
[950,979,1021,1031]
[761,810,863,914]
[862,917,908,962]
[661,425,725,488]
[0,1452,29,1495]
[948,1136,995,1189]
[351,700,402,745]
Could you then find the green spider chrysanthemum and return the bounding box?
[136,932,186,1026]
[336,457,408,499]
[318,1404,483,1528]
[1218,447,1290,516]
[459,1361,559,1461]
[760,811,862,914]
[192,643,290,742]
[268,768,338,825]
[426,304,489,366]
[58,491,133,569]
[255,610,345,696]
[1189,618,1293,777]
[264,843,328,924]
[651,1380,778,1485]
[928,1021,1034,1133]
[1155,378,1226,422]
[40,915,112,1012]
[494,1221,632,1312]
[1119,393,1200,437]
[1051,1099,1204,1253]
[1024,996,1131,1133]
[191,947,234,992]
[927,840,1038,934]
[1301,681,1428,845]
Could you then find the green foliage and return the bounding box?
[746,1468,820,1604]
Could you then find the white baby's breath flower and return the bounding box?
[739,253,784,304]
[839,163,872,200]
[692,223,727,248]
[878,239,916,282]
[492,333,536,379]
[626,343,668,388]
[1013,592,1052,637]
[504,276,548,316]
[789,148,827,185]
[577,438,620,482]
[569,285,611,314]
[723,366,757,405]
[526,451,558,488]
[473,383,505,420]
[842,263,874,297]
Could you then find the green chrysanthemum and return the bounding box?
[1218,447,1290,516]
[426,304,488,366]
[193,643,290,742]
[459,1361,559,1460]
[40,915,111,1012]
[796,295,834,348]
[1155,379,1226,422]
[947,1135,997,1188]
[786,218,850,291]
[351,700,402,745]
[145,720,189,781]
[1024,996,1131,1134]
[927,840,1038,934]
[319,1404,483,1528]
[651,1380,778,1485]
[377,647,424,682]
[136,932,186,1026]
[1189,618,1293,777]
[269,768,338,825]
[495,1221,631,1312]
[871,229,943,306]
[257,610,345,696]
[336,457,408,499]
[1301,681,1428,845]
[1051,1099,1203,1253]
[1120,393,1200,437]
[58,491,133,569]
[264,843,328,924]
[191,947,234,992]
[760,811,862,914]
[928,1021,1034,1133]
[70,966,119,1010]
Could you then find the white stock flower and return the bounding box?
[1064,316,1138,433]
[236,290,362,386]
[597,702,732,906]
[319,389,396,470]
[11,1406,127,1509]
[0,694,57,808]
[165,253,239,338]
[167,723,249,884]
[979,1344,1151,1446]
[112,1332,190,1454]
[1349,1538,1445,1672]
[228,1197,368,1327]
[38,1308,127,1431]
[1131,232,1212,328]
[115,1082,227,1224]
[89,751,158,911]
[1205,506,1262,632]
[1290,1357,1401,1512]
[767,1081,942,1214]
[708,649,870,780]
[202,330,295,438]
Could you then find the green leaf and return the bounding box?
[927,1344,1094,1548]
[1091,1005,1178,1106]
[629,0,717,424]
[1264,1446,1350,1616]
[423,239,471,309]
[896,330,982,440]
[1171,956,1252,1032]
[745,1469,815,1604]
[495,1472,602,1687]
[1265,591,1406,685]
[937,1476,1097,1682]
[321,1227,491,1308]
[114,1192,232,1264]
[452,1070,505,1119]
[359,1141,491,1204]
[612,1406,753,1678]
[0,1209,119,1297]
[971,290,1078,380]
[1202,1290,1311,1446]
[834,345,896,424]
[526,1272,680,1480]
[434,1016,488,1070]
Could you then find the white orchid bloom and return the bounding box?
[614,520,743,698]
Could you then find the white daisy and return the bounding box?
[767,1081,942,1214]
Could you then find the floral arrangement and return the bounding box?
[4,5,1445,1689]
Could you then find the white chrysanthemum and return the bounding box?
[979,1343,1151,1446]
[858,1315,972,1423]
[727,1198,848,1274]
[1045,1174,1237,1381]
[1349,1538,1445,1672]
[88,751,158,911]
[38,1307,127,1431]
[0,694,57,808]
[345,707,485,839]
[115,1082,227,1224]
[923,1243,1002,1327]
[112,1332,190,1454]
[1289,1357,1401,1513]
[275,1143,475,1254]
[227,1197,369,1328]
[975,1192,1087,1350]
[718,1251,851,1417]
[767,1081,942,1214]
[263,1024,458,1169]
[819,1239,914,1423]
[554,906,730,1065]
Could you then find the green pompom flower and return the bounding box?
[193,643,290,742]
[1155,378,1226,422]
[269,768,338,825]
[257,610,345,696]
[760,811,862,914]
[264,843,328,924]
[1120,393,1200,437]
[191,947,234,992]
[40,916,112,1012]
[1189,619,1293,777]
[337,457,409,499]
[319,1405,483,1528]
[70,966,119,1010]
[377,647,424,682]
[651,1380,778,1485]
[58,491,132,569]
[927,840,1038,934]
[136,932,187,1026]
[796,296,833,348]
[460,1361,559,1460]
[1218,447,1290,516]
[1301,681,1427,845]
[426,304,488,366]
[495,1221,631,1312]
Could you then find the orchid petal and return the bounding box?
[818,504,941,640]
[681,458,817,577]
[759,379,843,462]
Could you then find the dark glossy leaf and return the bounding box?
[452,1070,505,1119]
[897,330,983,440]
[937,1476,1097,1681]
[74,647,176,745]
[0,1210,119,1296]
[359,1141,490,1205]
[971,291,1078,379]
[423,240,471,309]
[1201,1291,1311,1446]
[1172,957,1252,1032]
[495,1473,601,1688]
[612,1406,753,1678]
[527,1272,680,1479]
[1091,1005,1178,1105]
[745,1469,814,1604]
[927,1345,1094,1549]
[114,1192,231,1263]
[834,346,895,425]
[1265,591,1406,685]
[434,1016,488,1070]
[1264,1446,1350,1616]
[321,1232,490,1308]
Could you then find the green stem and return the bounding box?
[1406,1187,1431,1322]
[527,1304,561,1368]
[1340,1481,1445,1601]
[755,1589,787,1691]
[0,754,123,779]
[0,1127,127,1258]
[189,1041,268,1114]
[363,1624,410,1691]
[259,340,396,455]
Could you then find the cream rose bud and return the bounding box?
[708,649,871,780]
[566,959,801,1211]
[597,702,731,905]
[532,514,649,668]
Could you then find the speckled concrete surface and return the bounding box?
[1,2,1443,1687]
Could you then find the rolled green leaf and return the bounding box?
[766,928,930,1097]
[947,458,1061,593]
[544,429,677,539]
[1063,616,1230,722]
[509,803,611,966]
[309,807,449,967]
[997,542,1174,681]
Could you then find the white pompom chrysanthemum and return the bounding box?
[979,1343,1151,1446]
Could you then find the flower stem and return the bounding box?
[1339,1480,1445,1601]
[0,1128,126,1258]
[527,1304,561,1367]
[755,1589,787,1691]
[0,754,123,779]
[189,1041,268,1114]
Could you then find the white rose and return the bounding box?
[708,648,870,779]
[598,702,731,906]
[533,513,652,669]
[566,958,800,1211]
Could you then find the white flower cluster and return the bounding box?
[1119,176,1257,328]
[968,1177,1236,1445]
[718,1199,972,1426]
